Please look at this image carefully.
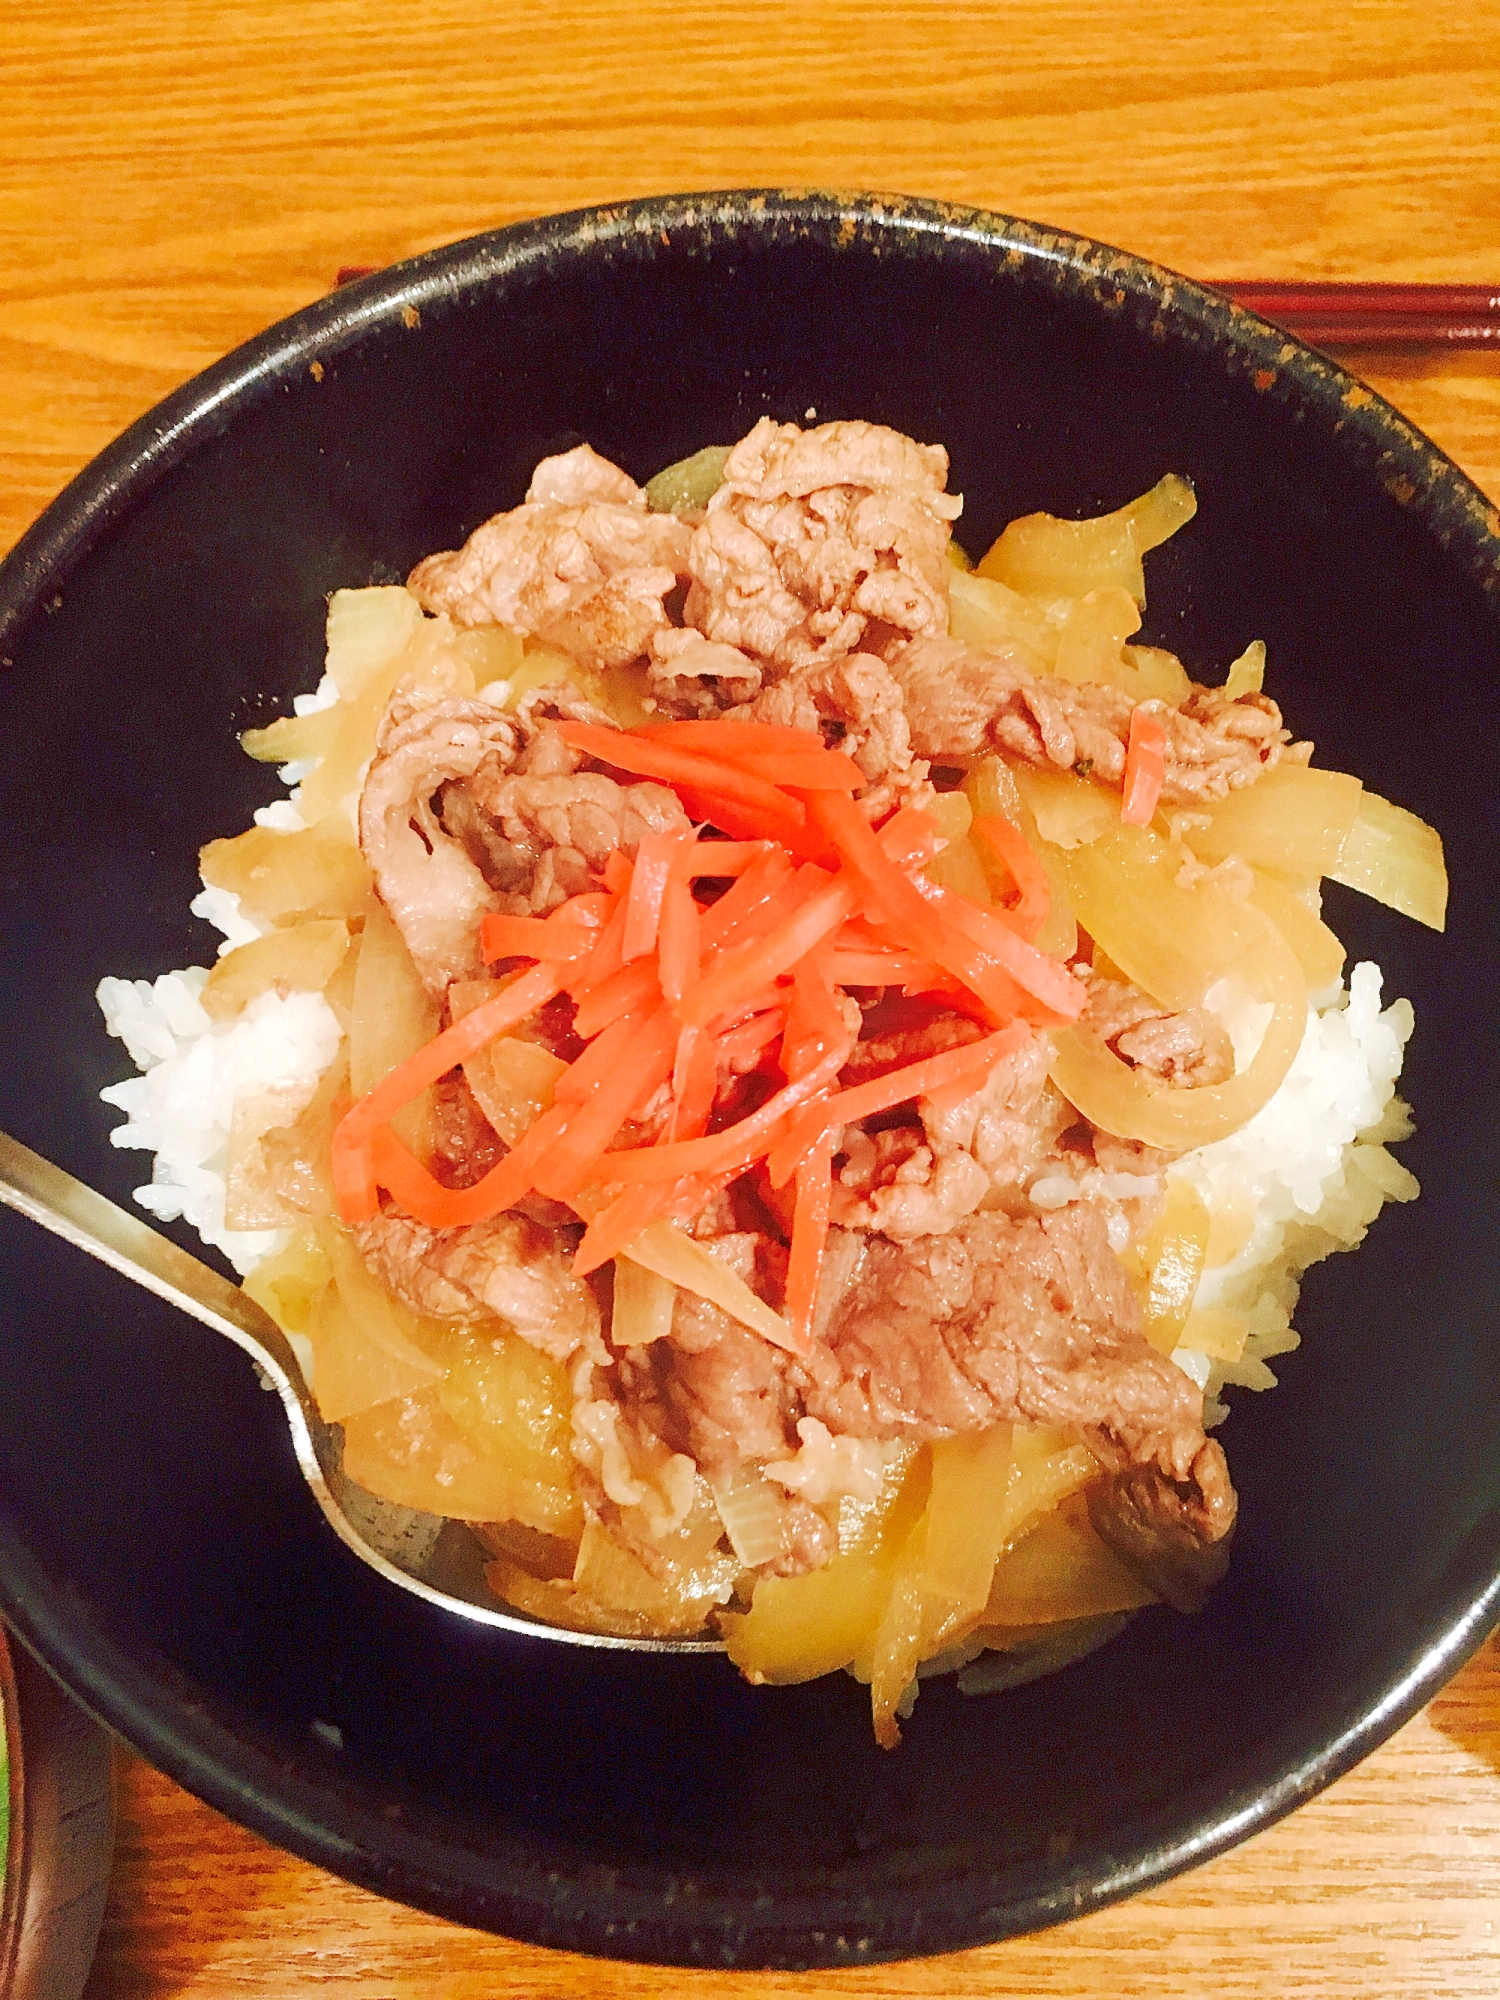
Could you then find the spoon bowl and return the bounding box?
[0,1131,719,1653]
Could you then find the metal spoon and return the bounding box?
[0,1131,718,1651]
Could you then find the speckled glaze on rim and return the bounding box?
[3,189,1496,655]
[0,191,1497,1970]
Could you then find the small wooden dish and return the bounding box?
[0,1630,114,2000]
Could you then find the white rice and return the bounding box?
[97,968,341,1274]
[1172,962,1417,1414]
[1018,960,1417,1413]
[96,650,356,1272]
[188,883,262,956]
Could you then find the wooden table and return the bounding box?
[6,1,1500,1992]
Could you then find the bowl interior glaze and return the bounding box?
[1,192,1498,1969]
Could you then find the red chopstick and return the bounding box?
[1216,281,1500,350]
[333,267,1500,351]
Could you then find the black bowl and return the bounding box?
[1,191,1498,1970]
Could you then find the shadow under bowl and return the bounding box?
[0,190,1498,1969]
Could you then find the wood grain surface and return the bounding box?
[82,1640,1500,1996]
[6,0,1500,1992]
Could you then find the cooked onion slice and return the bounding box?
[1329,790,1448,932]
[1049,942,1306,1150]
[1246,873,1346,993]
[977,474,1197,604]
[713,1466,793,1569]
[1050,820,1308,1146]
[980,1502,1157,1627]
[610,1255,677,1347]
[1222,639,1266,698]
[1141,1179,1211,1354]
[620,1219,797,1350]
[1184,764,1362,879]
[1058,822,1296,1013]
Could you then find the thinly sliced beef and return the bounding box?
[353,1208,605,1366]
[1081,970,1236,1088]
[618,1234,798,1476]
[360,691,688,987]
[1087,1441,1236,1613]
[601,1207,1233,1599]
[408,446,691,672]
[429,1071,506,1186]
[358,695,526,993]
[768,1498,840,1577]
[888,634,1300,805]
[685,418,961,671]
[839,1007,988,1086]
[831,1125,990,1239]
[727,650,930,814]
[914,1033,1070,1192]
[526,442,642,509]
[794,1209,1235,1591]
[460,768,688,915]
[832,1022,1074,1237]
[611,1238,836,1578]
[646,629,763,717]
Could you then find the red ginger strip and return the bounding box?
[481,913,581,965]
[623,828,693,962]
[567,895,629,1002]
[530,1005,680,1202]
[594,1037,851,1186]
[715,1006,787,1071]
[970,814,1051,941]
[812,791,1085,1025]
[656,870,702,1004]
[357,1001,682,1230]
[874,803,947,872]
[572,1182,668,1278]
[670,1024,719,1140]
[624,718,866,790]
[697,846,798,951]
[573,1017,725,1276]
[555,722,807,845]
[828,946,947,988]
[909,875,1084,1024]
[571,956,661,1039]
[708,983,790,1035]
[330,962,561,1223]
[782,945,848,1082]
[679,841,776,878]
[631,718,848,753]
[553,1004,659,1105]
[706,750,863,790]
[811,791,1013,1019]
[1121,707,1168,825]
[676,869,853,1030]
[365,1101,569,1230]
[766,1021,1032,1187]
[784,1132,834,1347]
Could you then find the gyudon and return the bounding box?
[98,419,1443,1744]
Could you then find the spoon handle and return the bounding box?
[0,1129,728,1646]
[0,1129,299,1384]
[0,1132,447,1589]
